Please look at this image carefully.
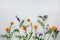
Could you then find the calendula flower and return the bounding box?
[23,25,27,31]
[26,18,31,22]
[52,26,57,31]
[5,27,10,31]
[10,22,14,25]
[33,24,38,29]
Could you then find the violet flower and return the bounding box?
[57,30,59,33]
[43,15,48,19]
[16,15,20,22]
[17,18,20,22]
[39,33,43,36]
[46,27,48,30]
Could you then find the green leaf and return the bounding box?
[0,35,7,37]
[37,16,43,20]
[52,30,59,38]
[13,29,19,33]
[26,34,28,39]
[40,38,44,40]
[36,36,40,40]
[0,34,11,38]
[33,36,36,40]
[37,16,45,21]
[37,20,44,26]
[52,34,54,38]
[15,35,22,38]
[33,36,42,40]
[28,32,33,40]
[37,15,48,21]
[19,20,24,27]
[38,16,43,19]
[45,29,52,34]
[16,15,18,18]
[22,36,26,38]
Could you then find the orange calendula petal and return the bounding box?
[23,26,27,31]
[33,24,38,29]
[52,25,57,31]
[5,27,10,31]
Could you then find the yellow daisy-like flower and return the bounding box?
[46,24,50,27]
[10,21,14,25]
[33,24,38,29]
[23,25,27,31]
[26,18,31,22]
[5,27,10,31]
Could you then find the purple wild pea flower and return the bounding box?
[17,18,20,22]
[57,30,59,33]
[43,15,48,19]
[16,15,20,22]
[39,33,43,36]
[46,27,48,30]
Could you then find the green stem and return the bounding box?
[9,25,11,34]
[53,37,56,40]
[9,25,12,40]
[18,30,20,40]
[35,29,37,37]
[10,38,11,40]
[25,30,27,39]
[35,29,37,40]
[7,38,9,40]
[47,33,51,40]
[43,25,45,40]
[19,26,21,40]
[28,22,33,40]
[28,32,33,40]
[43,21,45,40]
[30,22,32,32]
[18,38,20,40]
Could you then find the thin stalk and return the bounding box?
[31,22,33,32]
[28,22,33,40]
[43,24,45,40]
[9,25,12,40]
[35,29,37,40]
[19,27,21,40]
[43,21,45,40]
[10,38,11,40]
[28,32,33,40]
[35,29,37,37]
[47,33,51,40]
[53,31,56,40]
[53,37,56,40]
[53,38,56,40]
[7,38,9,40]
[18,37,20,40]
[25,30,27,38]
